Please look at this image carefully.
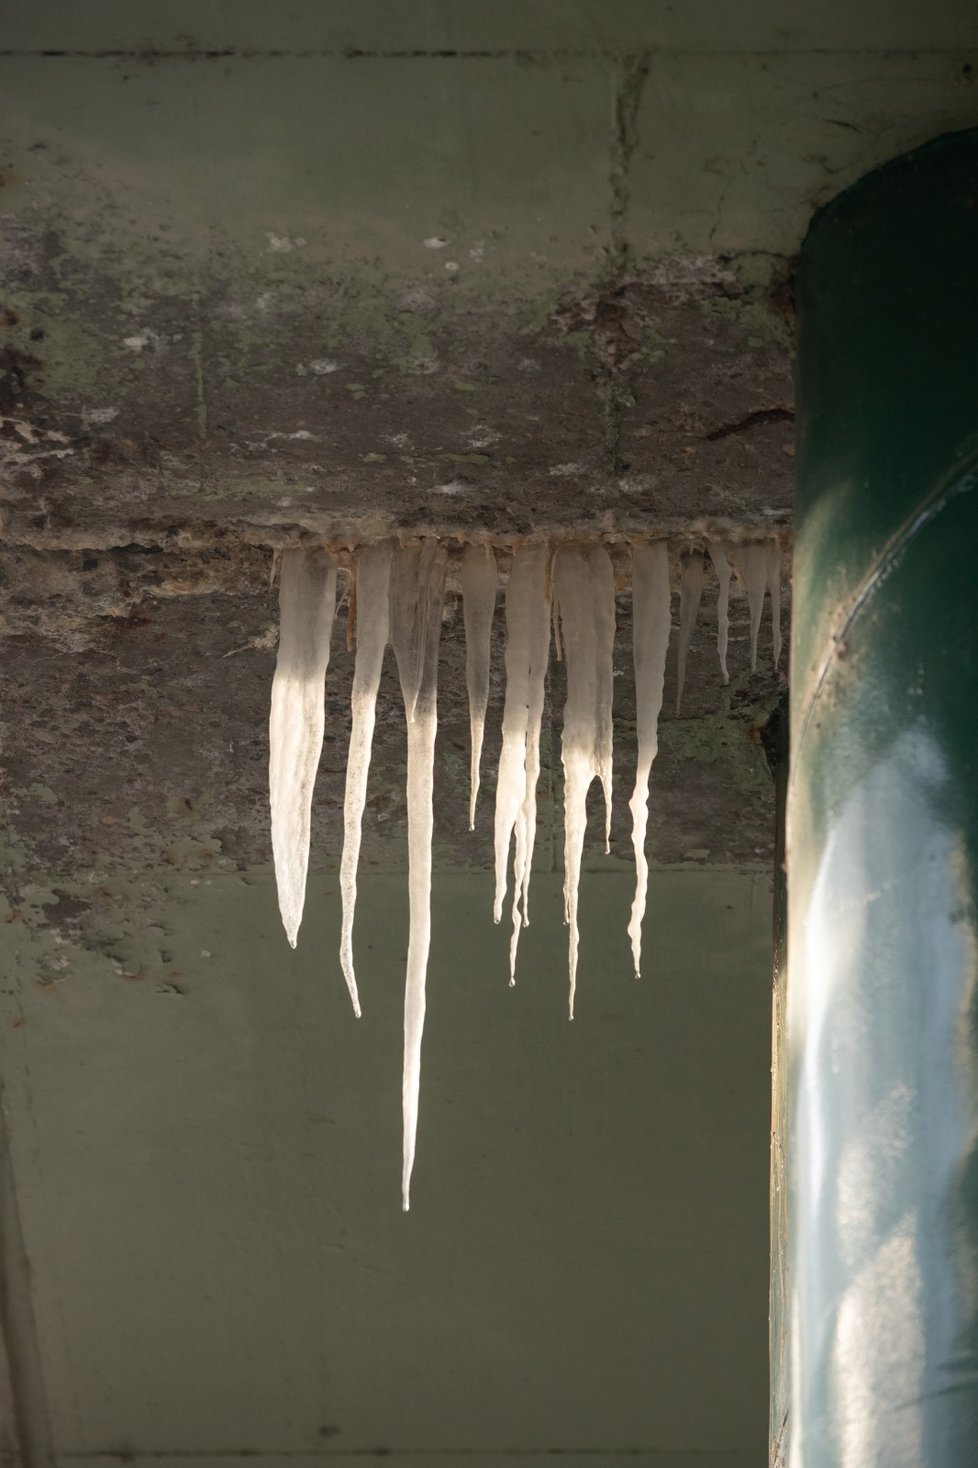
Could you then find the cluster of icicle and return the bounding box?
[268,536,782,1209]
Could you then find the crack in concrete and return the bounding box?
[608,52,651,276]
[1,47,974,59]
[705,406,795,441]
[0,47,605,61]
[60,1449,742,1460]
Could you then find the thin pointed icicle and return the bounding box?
[675,552,707,714]
[728,542,768,671]
[596,565,615,857]
[627,542,672,980]
[269,548,337,948]
[492,544,551,985]
[339,542,392,1017]
[508,554,551,985]
[766,540,783,668]
[460,544,498,830]
[553,543,616,1021]
[708,542,733,684]
[390,539,448,1212]
[492,543,548,922]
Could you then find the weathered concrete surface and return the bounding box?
[0,7,804,901]
[0,868,772,1464]
[5,0,978,53]
[0,545,784,897]
[3,5,975,544]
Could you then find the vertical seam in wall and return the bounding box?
[596,51,651,475]
[0,1077,56,1466]
[609,50,651,277]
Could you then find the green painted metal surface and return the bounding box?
[763,694,789,1467]
[790,129,978,1464]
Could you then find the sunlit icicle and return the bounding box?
[708,542,732,684]
[460,544,498,830]
[728,542,768,671]
[508,548,551,985]
[390,539,448,1212]
[553,543,616,1020]
[339,542,392,1017]
[492,544,551,984]
[675,551,707,714]
[627,542,672,980]
[492,543,549,923]
[766,540,783,667]
[269,548,337,948]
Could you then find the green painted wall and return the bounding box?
[0,867,771,1465]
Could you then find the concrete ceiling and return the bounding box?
[1,2,976,1463]
[1,0,976,544]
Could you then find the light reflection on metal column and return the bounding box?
[790,128,978,1466]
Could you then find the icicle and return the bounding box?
[552,543,615,1020]
[492,543,551,985]
[460,544,497,830]
[766,540,783,668]
[727,542,768,671]
[675,552,707,714]
[708,542,732,684]
[509,561,551,985]
[390,539,448,1212]
[269,548,337,948]
[339,542,392,1017]
[551,581,563,663]
[627,542,672,979]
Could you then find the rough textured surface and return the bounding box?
[0,255,796,546]
[6,5,975,545]
[0,547,784,917]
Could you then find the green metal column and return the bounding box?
[790,129,978,1465]
[764,693,790,1468]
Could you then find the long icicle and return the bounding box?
[339,542,392,1016]
[493,544,546,924]
[269,548,337,948]
[460,544,498,830]
[390,539,448,1212]
[708,542,732,684]
[675,551,707,714]
[627,542,672,979]
[553,543,615,1020]
[728,542,768,670]
[504,545,551,985]
[594,555,616,856]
